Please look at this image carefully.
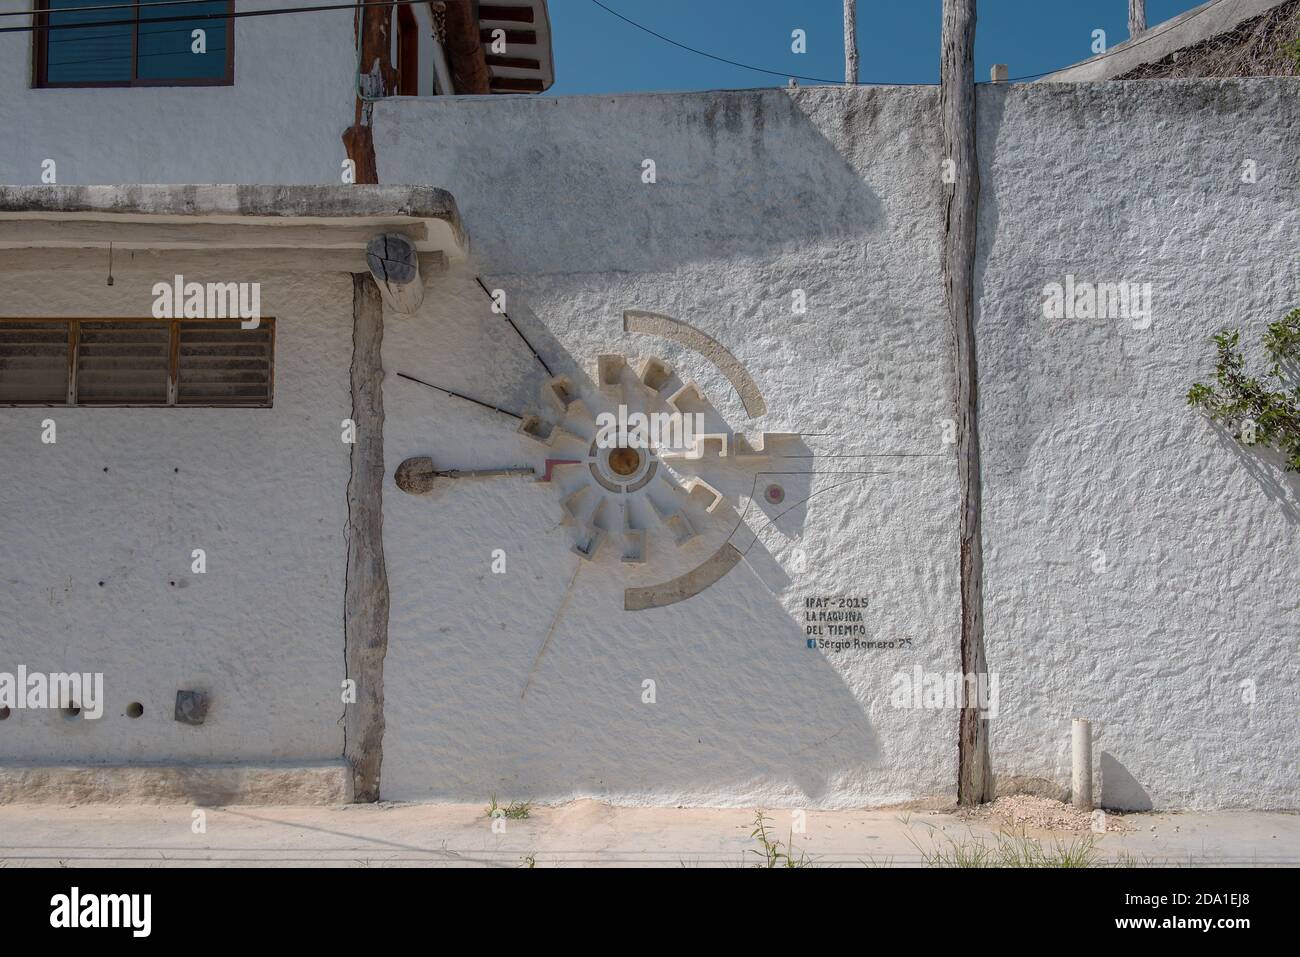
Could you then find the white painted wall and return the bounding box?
[372,88,962,807]
[0,267,353,763]
[371,80,1298,809]
[0,0,357,185]
[976,80,1299,809]
[0,35,1294,810]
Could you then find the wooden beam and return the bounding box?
[844,0,859,84]
[490,76,544,92]
[443,0,492,94]
[941,0,992,806]
[342,2,397,184]
[479,4,534,22]
[365,233,424,314]
[1129,0,1147,39]
[344,273,390,802]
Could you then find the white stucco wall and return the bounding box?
[0,267,353,764]
[372,87,962,807]
[0,0,356,184]
[976,79,1299,809]
[371,80,1298,809]
[0,32,1293,811]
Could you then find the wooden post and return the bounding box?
[844,0,859,84]
[344,274,390,801]
[342,2,397,184]
[1129,0,1147,39]
[941,0,992,806]
[366,233,425,315]
[443,0,492,94]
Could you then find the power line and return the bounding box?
[44,44,226,71]
[585,0,920,87]
[587,0,1236,88]
[0,0,234,18]
[0,0,428,35]
[11,0,1238,89]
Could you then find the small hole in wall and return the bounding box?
[102,467,109,473]
[0,706,10,720]
[63,704,81,719]
[98,581,105,587]
[765,483,785,505]
[126,702,143,719]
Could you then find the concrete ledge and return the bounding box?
[0,184,467,258]
[0,762,354,806]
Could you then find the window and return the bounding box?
[0,318,274,407]
[34,0,233,88]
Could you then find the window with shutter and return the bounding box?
[0,318,274,408]
[0,321,70,404]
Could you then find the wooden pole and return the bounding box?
[844,0,859,84]
[940,0,992,806]
[1129,0,1147,39]
[443,0,492,94]
[344,273,390,801]
[342,1,397,185]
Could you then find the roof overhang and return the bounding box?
[0,184,467,271]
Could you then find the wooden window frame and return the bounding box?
[0,317,274,408]
[33,0,235,89]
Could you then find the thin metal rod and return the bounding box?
[435,467,535,479]
[395,371,524,420]
[475,276,553,377]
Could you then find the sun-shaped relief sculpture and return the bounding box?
[515,350,801,608]
[394,306,803,612]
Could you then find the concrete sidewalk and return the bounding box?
[0,801,1295,867]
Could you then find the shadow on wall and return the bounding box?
[1100,751,1154,811]
[1211,424,1300,525]
[379,275,902,805]
[374,86,929,275]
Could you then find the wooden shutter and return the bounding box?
[176,319,274,406]
[75,320,171,405]
[0,320,69,404]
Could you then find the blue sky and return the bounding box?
[547,0,1210,95]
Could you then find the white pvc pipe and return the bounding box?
[1072,718,1093,810]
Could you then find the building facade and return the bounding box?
[0,2,1296,809]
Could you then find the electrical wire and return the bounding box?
[12,0,1238,88]
[0,0,429,35]
[586,0,896,86]
[587,0,1235,87]
[0,0,236,17]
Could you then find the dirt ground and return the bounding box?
[0,799,1295,867]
